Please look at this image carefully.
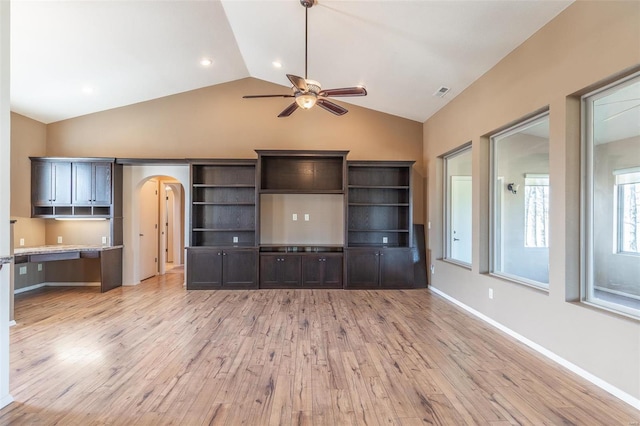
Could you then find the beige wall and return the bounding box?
[424,1,640,401]
[46,77,424,222]
[10,113,46,248]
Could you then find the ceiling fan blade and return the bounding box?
[319,87,367,97]
[278,102,299,118]
[243,94,294,99]
[317,99,348,116]
[287,74,308,92]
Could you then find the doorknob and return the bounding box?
[453,238,460,241]
[139,234,144,236]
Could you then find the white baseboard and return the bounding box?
[14,282,100,294]
[0,394,13,410]
[429,286,640,411]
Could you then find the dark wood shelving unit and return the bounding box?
[346,161,415,288]
[187,160,258,289]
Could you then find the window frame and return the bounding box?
[614,168,640,256]
[489,111,550,289]
[442,143,473,268]
[581,71,640,319]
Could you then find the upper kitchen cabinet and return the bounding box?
[72,161,112,206]
[31,159,72,207]
[31,157,121,218]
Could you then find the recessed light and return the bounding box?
[272,61,282,69]
[200,58,213,67]
[82,86,94,95]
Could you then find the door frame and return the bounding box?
[122,165,189,286]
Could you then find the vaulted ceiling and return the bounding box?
[10,0,572,124]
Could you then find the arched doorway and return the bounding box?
[122,165,189,286]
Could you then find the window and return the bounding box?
[443,145,472,266]
[583,73,640,318]
[615,168,640,255]
[490,113,550,287]
[524,174,550,248]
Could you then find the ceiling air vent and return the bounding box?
[433,86,450,98]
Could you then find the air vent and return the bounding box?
[433,86,450,98]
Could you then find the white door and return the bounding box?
[139,179,159,280]
[451,176,472,264]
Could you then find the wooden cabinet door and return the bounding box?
[279,255,301,287]
[302,255,323,287]
[32,161,52,205]
[72,162,112,205]
[51,162,72,205]
[223,249,257,289]
[346,249,380,289]
[187,249,223,289]
[322,254,343,288]
[33,161,72,206]
[380,248,413,288]
[303,254,343,288]
[92,162,112,205]
[72,162,93,205]
[259,254,281,288]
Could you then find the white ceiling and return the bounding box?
[10,0,573,124]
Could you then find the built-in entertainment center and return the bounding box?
[187,150,420,289]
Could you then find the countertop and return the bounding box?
[14,245,123,256]
[0,255,11,265]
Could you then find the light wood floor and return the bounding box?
[1,273,638,425]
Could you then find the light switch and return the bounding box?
[292,213,298,221]
[304,214,310,221]
[101,236,107,245]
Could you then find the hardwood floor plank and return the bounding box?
[0,274,636,424]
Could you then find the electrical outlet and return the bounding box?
[428,221,431,230]
[19,238,25,246]
[19,266,27,275]
[57,236,63,244]
[233,236,239,243]
[304,214,310,221]
[101,236,107,245]
[292,213,298,221]
[430,264,435,275]
[382,237,388,244]
[489,288,494,299]
[37,264,43,272]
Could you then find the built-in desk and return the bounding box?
[0,255,11,269]
[13,245,123,292]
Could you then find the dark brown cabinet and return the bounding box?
[257,150,347,193]
[302,254,343,288]
[31,160,72,207]
[346,247,413,289]
[72,162,112,206]
[31,157,119,218]
[259,254,302,288]
[187,248,258,289]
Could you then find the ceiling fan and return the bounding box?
[242,0,367,117]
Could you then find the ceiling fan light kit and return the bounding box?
[243,0,367,117]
